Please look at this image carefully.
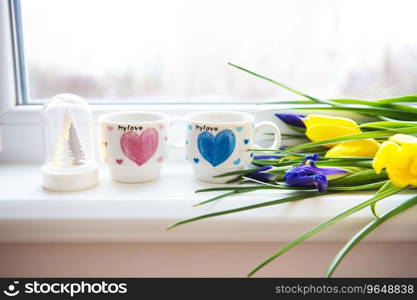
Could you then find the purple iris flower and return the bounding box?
[303,154,320,163]
[246,166,275,182]
[275,113,306,129]
[284,154,348,192]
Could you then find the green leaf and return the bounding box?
[370,201,380,219]
[266,95,417,106]
[248,146,328,153]
[325,194,417,277]
[253,157,372,169]
[196,179,384,195]
[289,106,417,121]
[286,125,307,133]
[213,168,259,178]
[278,133,307,139]
[375,94,417,104]
[315,160,373,169]
[287,126,417,151]
[194,185,282,207]
[328,181,388,191]
[360,121,417,130]
[247,181,405,277]
[330,169,387,184]
[267,98,396,107]
[388,104,417,115]
[228,63,341,107]
[225,176,245,184]
[167,191,328,230]
[195,185,278,193]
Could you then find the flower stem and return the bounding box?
[247,182,405,277]
[325,194,417,277]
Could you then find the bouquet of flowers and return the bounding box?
[168,63,417,277]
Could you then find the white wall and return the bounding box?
[1,242,416,277]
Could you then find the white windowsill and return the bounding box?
[0,162,416,243]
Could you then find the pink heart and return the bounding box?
[107,125,114,131]
[116,158,123,164]
[157,156,163,163]
[120,128,159,166]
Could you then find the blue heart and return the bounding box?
[244,139,249,145]
[193,157,199,163]
[197,129,236,167]
[233,158,241,166]
[250,152,254,158]
[187,124,193,131]
[236,126,243,132]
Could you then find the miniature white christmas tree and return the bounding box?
[68,121,86,165]
[52,110,86,168]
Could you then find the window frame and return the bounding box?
[0,0,287,163]
[9,0,28,105]
[1,0,278,116]
[8,0,268,108]
[0,0,17,114]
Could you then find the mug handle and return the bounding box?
[253,121,281,150]
[168,117,187,148]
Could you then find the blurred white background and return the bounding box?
[21,0,417,103]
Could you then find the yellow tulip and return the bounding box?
[372,134,417,187]
[304,115,361,147]
[304,115,359,129]
[325,139,380,158]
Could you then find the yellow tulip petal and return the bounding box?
[409,174,417,187]
[389,134,417,145]
[372,141,400,174]
[386,164,412,187]
[409,158,417,187]
[396,147,413,167]
[325,139,380,158]
[410,159,417,177]
[371,134,417,187]
[304,114,359,129]
[388,174,410,188]
[305,124,361,146]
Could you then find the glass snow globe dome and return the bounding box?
[41,94,99,191]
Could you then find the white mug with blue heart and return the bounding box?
[184,111,281,183]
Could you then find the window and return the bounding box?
[15,0,417,104]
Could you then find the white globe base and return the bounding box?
[42,161,99,192]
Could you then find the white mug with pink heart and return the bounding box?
[99,112,169,183]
